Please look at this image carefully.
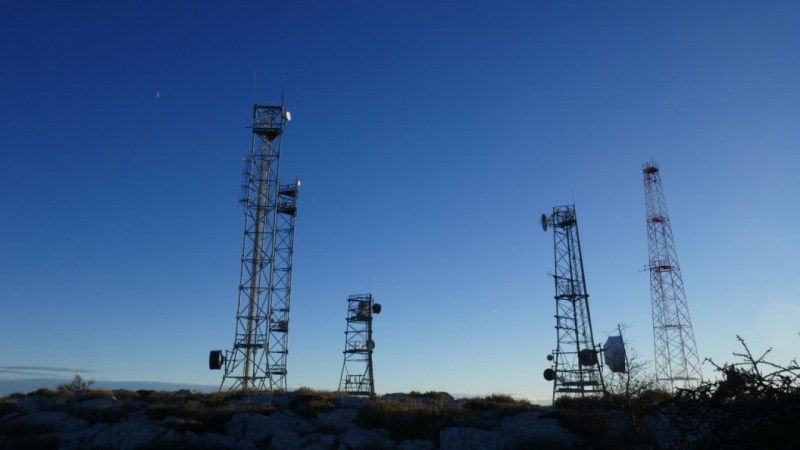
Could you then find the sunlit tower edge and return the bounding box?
[643,161,702,392]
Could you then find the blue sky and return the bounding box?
[1,1,799,401]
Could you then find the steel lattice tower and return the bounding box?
[338,294,381,396]
[209,103,299,391]
[541,205,605,402]
[643,161,701,391]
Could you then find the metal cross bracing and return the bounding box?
[210,103,299,392]
[643,161,702,392]
[338,294,381,396]
[542,205,605,402]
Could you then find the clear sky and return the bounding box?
[1,1,798,402]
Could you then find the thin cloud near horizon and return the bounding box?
[0,366,100,377]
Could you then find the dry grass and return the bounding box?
[357,397,465,442]
[357,394,538,444]
[289,387,341,419]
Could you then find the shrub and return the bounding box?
[0,398,19,417]
[57,375,94,397]
[675,336,800,448]
[357,398,465,443]
[407,391,454,404]
[289,388,339,419]
[557,408,607,439]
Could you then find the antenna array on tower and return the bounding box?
[541,205,605,402]
[338,294,381,396]
[643,161,702,391]
[209,103,299,392]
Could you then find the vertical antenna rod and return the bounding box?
[643,161,702,391]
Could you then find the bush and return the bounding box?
[357,398,465,443]
[674,336,800,448]
[57,375,94,397]
[289,388,339,419]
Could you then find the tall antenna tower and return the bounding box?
[209,103,299,391]
[643,161,702,391]
[338,294,382,396]
[540,205,605,402]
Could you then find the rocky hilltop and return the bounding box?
[0,387,713,450]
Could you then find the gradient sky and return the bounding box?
[1,1,799,401]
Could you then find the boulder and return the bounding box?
[397,439,435,450]
[79,396,122,412]
[341,427,396,450]
[225,413,272,441]
[315,407,358,433]
[337,395,369,409]
[229,393,273,407]
[643,410,681,448]
[17,396,53,413]
[439,427,500,450]
[267,430,302,449]
[73,422,108,445]
[202,432,237,449]
[92,420,167,450]
[301,433,339,449]
[235,439,259,450]
[5,411,89,433]
[493,411,584,448]
[225,412,314,442]
[184,431,204,447]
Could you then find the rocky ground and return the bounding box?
[0,388,708,449]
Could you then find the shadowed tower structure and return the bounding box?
[209,103,299,391]
[643,161,702,391]
[541,205,605,402]
[338,294,382,396]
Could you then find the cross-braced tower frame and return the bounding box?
[209,103,299,391]
[643,161,701,391]
[541,205,605,402]
[338,294,381,396]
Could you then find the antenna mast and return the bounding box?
[338,294,382,396]
[541,205,605,402]
[209,103,299,391]
[643,161,702,391]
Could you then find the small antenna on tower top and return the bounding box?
[252,70,257,103]
[281,69,287,106]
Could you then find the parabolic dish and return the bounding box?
[541,214,549,232]
[284,111,292,122]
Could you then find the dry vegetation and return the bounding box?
[1,337,798,449]
[356,392,540,444]
[552,336,800,449]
